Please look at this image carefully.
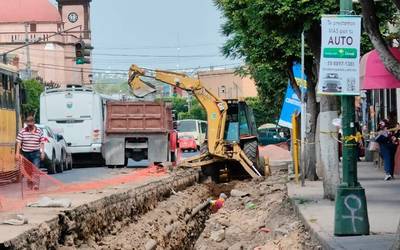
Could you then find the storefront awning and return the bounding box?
[360,47,400,90]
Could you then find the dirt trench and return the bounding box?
[59,169,320,250]
[74,184,211,250]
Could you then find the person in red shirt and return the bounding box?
[15,116,45,189]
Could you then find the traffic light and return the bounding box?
[75,41,92,64]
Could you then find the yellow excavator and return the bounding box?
[128,65,264,180]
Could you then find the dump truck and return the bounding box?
[102,100,175,167]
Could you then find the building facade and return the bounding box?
[0,0,92,85]
[197,69,258,99]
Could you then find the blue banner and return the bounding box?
[278,64,305,129]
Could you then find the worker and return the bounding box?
[15,116,45,190]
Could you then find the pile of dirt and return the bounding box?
[259,145,292,162]
[195,170,320,250]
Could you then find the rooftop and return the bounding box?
[0,0,61,24]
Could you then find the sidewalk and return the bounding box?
[288,162,400,250]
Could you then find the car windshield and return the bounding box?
[178,121,197,132]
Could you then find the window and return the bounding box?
[201,122,207,134]
[30,23,37,32]
[178,120,197,132]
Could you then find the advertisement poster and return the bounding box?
[278,64,306,129]
[318,15,362,96]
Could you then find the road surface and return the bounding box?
[54,151,199,184]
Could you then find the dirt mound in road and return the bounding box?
[195,170,320,250]
[259,145,292,162]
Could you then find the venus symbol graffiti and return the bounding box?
[342,194,364,233]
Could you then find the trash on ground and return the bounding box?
[27,196,72,208]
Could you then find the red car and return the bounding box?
[178,135,197,152]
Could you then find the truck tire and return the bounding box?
[47,154,57,175]
[243,140,264,176]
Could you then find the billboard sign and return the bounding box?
[318,15,362,96]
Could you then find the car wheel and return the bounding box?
[67,154,73,170]
[47,153,57,175]
[61,151,67,171]
[56,151,63,173]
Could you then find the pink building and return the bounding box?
[198,69,258,99]
[0,0,92,85]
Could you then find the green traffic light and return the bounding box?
[76,58,84,65]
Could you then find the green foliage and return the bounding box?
[165,96,206,120]
[246,96,280,128]
[21,79,44,122]
[178,99,207,120]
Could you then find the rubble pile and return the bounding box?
[195,169,321,250]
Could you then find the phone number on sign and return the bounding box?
[327,61,355,67]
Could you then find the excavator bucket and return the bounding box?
[129,75,157,98]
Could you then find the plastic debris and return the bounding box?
[27,196,72,208]
[1,214,28,225]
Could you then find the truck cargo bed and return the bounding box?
[106,101,171,134]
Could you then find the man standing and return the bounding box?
[15,116,45,189]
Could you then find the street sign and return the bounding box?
[318,15,362,96]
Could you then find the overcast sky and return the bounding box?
[53,0,241,72]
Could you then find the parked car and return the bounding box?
[258,124,290,146]
[37,125,70,174]
[178,135,198,152]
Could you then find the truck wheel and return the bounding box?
[47,154,57,175]
[243,140,264,176]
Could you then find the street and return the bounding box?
[54,151,199,184]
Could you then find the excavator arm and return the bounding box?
[128,65,262,178]
[128,65,227,157]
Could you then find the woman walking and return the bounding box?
[376,119,397,180]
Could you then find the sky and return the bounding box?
[59,0,242,73]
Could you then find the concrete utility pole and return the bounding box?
[334,0,370,236]
[24,23,32,79]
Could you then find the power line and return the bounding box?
[21,62,243,76]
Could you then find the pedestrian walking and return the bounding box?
[15,116,45,190]
[376,119,397,181]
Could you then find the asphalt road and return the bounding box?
[53,151,199,184]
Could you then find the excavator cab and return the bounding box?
[221,100,263,178]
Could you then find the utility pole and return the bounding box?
[300,32,306,186]
[334,0,369,236]
[24,23,32,79]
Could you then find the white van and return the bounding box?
[40,86,104,164]
[177,119,207,148]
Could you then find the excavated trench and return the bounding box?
[2,170,229,250]
[3,168,318,250]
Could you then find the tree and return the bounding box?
[215,0,396,198]
[215,0,338,182]
[359,0,400,79]
[246,96,278,127]
[21,79,44,122]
